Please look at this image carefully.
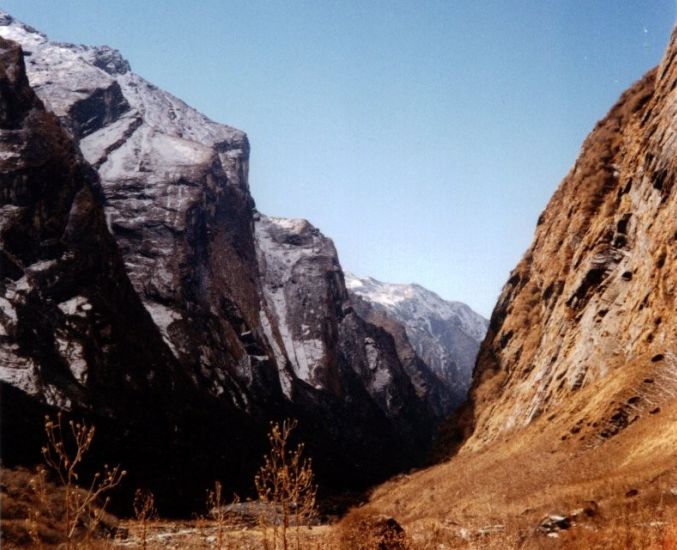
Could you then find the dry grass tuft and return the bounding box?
[132,488,156,550]
[38,413,126,547]
[0,414,125,549]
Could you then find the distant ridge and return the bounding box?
[346,273,488,406]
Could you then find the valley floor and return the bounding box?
[3,373,676,549]
[46,514,677,549]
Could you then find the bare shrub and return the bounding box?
[255,419,318,550]
[31,413,126,548]
[205,481,242,549]
[133,488,157,550]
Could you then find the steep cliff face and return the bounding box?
[255,215,435,436]
[255,215,345,396]
[0,36,268,514]
[467,30,677,450]
[0,13,280,409]
[346,274,488,410]
[0,12,448,498]
[0,36,180,410]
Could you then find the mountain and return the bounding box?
[0,33,269,514]
[367,25,677,540]
[0,12,451,508]
[346,274,488,407]
[467,45,677,452]
[254,214,438,452]
[0,12,266,406]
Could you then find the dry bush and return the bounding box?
[255,419,318,550]
[334,506,410,550]
[25,414,126,548]
[133,488,157,550]
[206,480,227,549]
[205,480,243,549]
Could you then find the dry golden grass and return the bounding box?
[364,377,677,549]
[4,483,676,549]
[74,510,677,549]
[394,506,677,549]
[112,520,333,549]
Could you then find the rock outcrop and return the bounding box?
[255,215,435,444]
[0,13,276,408]
[0,12,449,505]
[0,36,179,410]
[466,27,677,451]
[346,274,488,411]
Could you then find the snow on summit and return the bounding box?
[346,273,488,395]
[345,273,488,342]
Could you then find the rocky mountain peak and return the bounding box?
[0,11,45,42]
[86,45,131,75]
[346,273,488,403]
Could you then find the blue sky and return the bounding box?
[3,1,675,316]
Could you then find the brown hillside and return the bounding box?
[367,25,677,547]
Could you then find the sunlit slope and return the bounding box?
[368,25,677,534]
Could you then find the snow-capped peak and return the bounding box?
[345,273,488,342]
[346,273,488,395]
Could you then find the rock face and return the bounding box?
[466,27,677,450]
[0,36,179,409]
[0,12,275,409]
[346,274,488,409]
[0,12,448,503]
[255,214,436,442]
[0,34,270,514]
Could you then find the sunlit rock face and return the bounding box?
[0,35,181,410]
[255,214,437,441]
[0,12,454,501]
[466,28,677,451]
[0,12,273,406]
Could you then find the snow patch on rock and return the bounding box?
[56,337,88,385]
[58,296,92,318]
[143,302,181,354]
[0,357,39,396]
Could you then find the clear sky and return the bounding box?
[3,1,675,316]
